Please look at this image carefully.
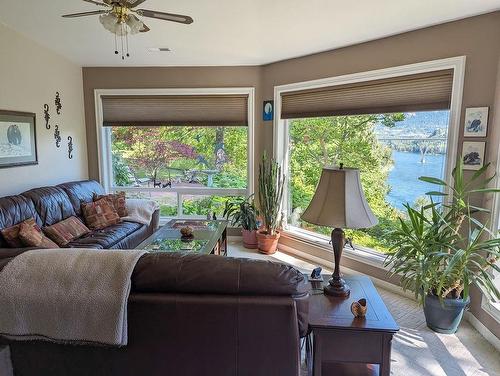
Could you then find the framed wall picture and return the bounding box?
[464,107,488,137]
[263,100,274,121]
[462,141,485,170]
[0,110,38,169]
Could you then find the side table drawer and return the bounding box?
[314,329,384,364]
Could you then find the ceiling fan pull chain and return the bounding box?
[120,23,125,60]
[114,32,118,55]
[126,30,130,58]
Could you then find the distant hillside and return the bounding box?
[375,110,450,138]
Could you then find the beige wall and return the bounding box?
[0,24,88,196]
[82,12,500,338]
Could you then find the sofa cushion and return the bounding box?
[43,216,90,247]
[1,218,40,248]
[81,199,121,230]
[66,221,143,249]
[0,196,42,248]
[19,222,59,249]
[58,180,105,217]
[94,192,128,217]
[22,187,75,227]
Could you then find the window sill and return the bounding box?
[280,227,387,269]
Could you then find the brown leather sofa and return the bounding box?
[0,180,160,255]
[0,252,310,376]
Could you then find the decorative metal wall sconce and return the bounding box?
[43,104,50,129]
[67,136,74,159]
[55,92,62,115]
[54,125,61,148]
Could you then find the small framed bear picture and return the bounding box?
[464,107,489,137]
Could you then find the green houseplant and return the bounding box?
[223,195,259,249]
[385,160,500,333]
[257,153,285,254]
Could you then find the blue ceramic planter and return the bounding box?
[423,294,470,334]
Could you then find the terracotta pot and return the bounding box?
[256,230,281,254]
[241,229,258,249]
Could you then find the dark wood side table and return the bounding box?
[308,275,399,376]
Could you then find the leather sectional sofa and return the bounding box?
[0,252,309,375]
[0,180,160,257]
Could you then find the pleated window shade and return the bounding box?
[102,94,248,127]
[280,69,454,119]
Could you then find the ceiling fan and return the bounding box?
[62,0,193,59]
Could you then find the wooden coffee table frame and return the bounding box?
[307,275,399,376]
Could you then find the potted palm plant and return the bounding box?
[223,195,259,249]
[257,153,285,254]
[385,160,500,334]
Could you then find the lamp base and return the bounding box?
[324,275,351,298]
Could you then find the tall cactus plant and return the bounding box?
[258,153,285,236]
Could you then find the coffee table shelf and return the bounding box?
[136,219,228,255]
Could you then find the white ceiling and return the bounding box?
[1,0,500,67]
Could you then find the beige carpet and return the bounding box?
[228,240,500,376]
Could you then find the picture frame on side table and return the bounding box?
[464,107,488,137]
[462,141,485,170]
[0,110,38,169]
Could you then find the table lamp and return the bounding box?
[301,165,378,297]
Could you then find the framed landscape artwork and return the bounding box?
[462,141,485,170]
[464,107,488,137]
[0,110,38,169]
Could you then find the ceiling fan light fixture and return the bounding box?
[126,15,144,35]
[99,13,123,35]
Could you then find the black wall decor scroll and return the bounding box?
[67,136,73,159]
[55,92,62,115]
[43,104,50,129]
[54,125,61,148]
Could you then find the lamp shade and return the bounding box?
[301,167,378,229]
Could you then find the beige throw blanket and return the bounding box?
[0,249,145,347]
[122,198,159,225]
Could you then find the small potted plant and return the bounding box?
[385,160,500,334]
[223,195,259,249]
[256,153,285,254]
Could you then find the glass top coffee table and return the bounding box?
[136,219,228,255]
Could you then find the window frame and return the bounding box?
[273,56,466,264]
[94,87,255,218]
[482,131,500,322]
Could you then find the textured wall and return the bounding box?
[0,24,88,196]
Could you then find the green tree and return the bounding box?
[289,114,404,250]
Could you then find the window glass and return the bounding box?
[287,111,449,253]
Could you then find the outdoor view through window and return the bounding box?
[287,110,449,253]
[111,126,248,217]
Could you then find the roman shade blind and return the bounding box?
[280,69,454,119]
[102,94,248,126]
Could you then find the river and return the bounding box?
[386,150,446,210]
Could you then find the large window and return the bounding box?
[274,58,464,257]
[287,111,449,253]
[96,89,254,219]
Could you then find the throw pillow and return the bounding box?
[43,216,91,247]
[94,192,128,217]
[81,198,121,230]
[18,222,59,249]
[1,218,39,248]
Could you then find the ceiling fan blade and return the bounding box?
[136,9,193,24]
[81,0,110,7]
[62,10,109,18]
[140,23,150,32]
